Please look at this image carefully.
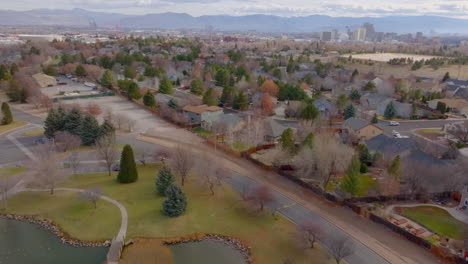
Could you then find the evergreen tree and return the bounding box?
[100,70,115,89]
[44,107,66,138]
[63,108,83,136]
[341,158,360,196]
[143,90,156,108]
[6,79,27,102]
[10,63,19,76]
[0,65,7,80]
[9,63,18,76]
[190,78,203,95]
[371,113,378,124]
[99,119,115,138]
[202,88,218,106]
[214,68,230,87]
[1,102,13,125]
[350,69,359,82]
[155,166,175,196]
[127,82,141,99]
[80,114,101,145]
[162,184,187,217]
[279,128,296,154]
[124,66,137,79]
[117,145,138,183]
[442,72,450,82]
[299,104,319,121]
[75,65,87,77]
[343,104,356,120]
[384,102,396,120]
[349,88,360,100]
[220,86,236,106]
[159,78,173,94]
[388,155,401,178]
[232,91,248,110]
[358,144,374,165]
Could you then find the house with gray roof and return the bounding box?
[365,134,418,157]
[342,117,383,141]
[376,99,412,119]
[313,98,338,117]
[264,118,298,142]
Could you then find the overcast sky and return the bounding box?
[3,0,468,18]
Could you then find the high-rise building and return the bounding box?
[353,28,367,41]
[320,31,332,41]
[362,23,375,41]
[416,32,423,39]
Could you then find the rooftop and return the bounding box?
[182,104,222,114]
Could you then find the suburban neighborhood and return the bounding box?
[0,7,467,264]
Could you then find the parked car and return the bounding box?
[389,121,400,126]
[111,163,120,172]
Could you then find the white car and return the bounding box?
[389,121,400,126]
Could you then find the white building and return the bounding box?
[353,28,367,41]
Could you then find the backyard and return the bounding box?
[400,206,467,240]
[2,164,331,264]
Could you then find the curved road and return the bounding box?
[6,106,440,264]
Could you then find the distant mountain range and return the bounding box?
[1,8,468,34]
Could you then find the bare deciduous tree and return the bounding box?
[298,221,322,249]
[153,148,172,164]
[95,134,118,176]
[68,150,80,175]
[54,131,81,152]
[244,185,275,211]
[170,144,194,186]
[294,133,354,190]
[137,147,152,166]
[326,234,355,264]
[446,121,468,144]
[78,186,102,209]
[196,155,230,196]
[30,143,65,195]
[0,174,22,208]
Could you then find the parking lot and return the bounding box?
[40,76,97,97]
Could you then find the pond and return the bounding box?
[170,240,247,264]
[0,218,108,264]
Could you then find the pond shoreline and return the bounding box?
[163,233,254,264]
[0,214,111,248]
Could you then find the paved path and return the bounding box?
[16,187,128,264]
[5,124,43,162]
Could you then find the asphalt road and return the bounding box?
[376,119,464,136]
[3,108,441,264]
[227,172,388,264]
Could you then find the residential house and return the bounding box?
[444,79,468,100]
[360,93,391,110]
[182,104,223,125]
[428,98,468,116]
[342,117,383,141]
[264,118,298,142]
[376,99,412,119]
[313,98,338,117]
[365,134,418,157]
[203,113,246,132]
[458,184,468,208]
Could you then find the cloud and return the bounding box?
[2,0,468,19]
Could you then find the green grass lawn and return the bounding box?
[230,141,253,152]
[19,128,45,137]
[192,127,214,138]
[418,129,445,135]
[400,206,468,240]
[0,119,27,134]
[4,164,331,264]
[329,174,378,196]
[0,166,26,178]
